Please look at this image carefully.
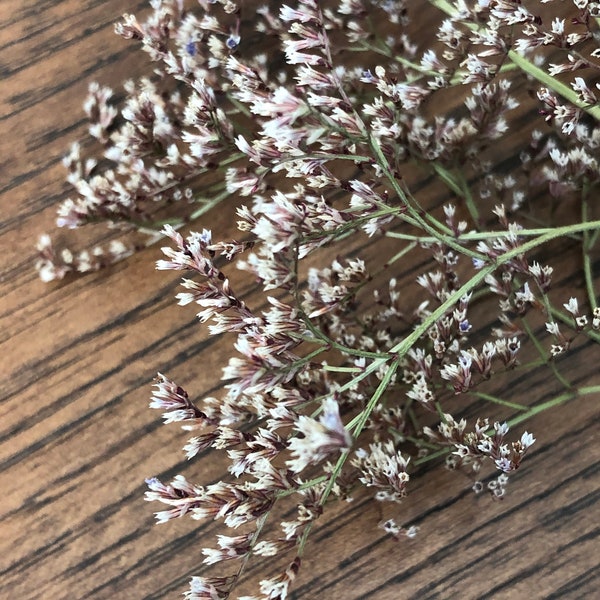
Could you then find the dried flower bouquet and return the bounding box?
[37,1,600,598]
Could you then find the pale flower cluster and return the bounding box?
[36,1,600,598]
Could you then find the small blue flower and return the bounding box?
[185,40,196,56]
[361,69,375,82]
[226,35,240,50]
[459,320,471,333]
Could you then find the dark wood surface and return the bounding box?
[2,2,599,599]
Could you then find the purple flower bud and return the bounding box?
[226,35,240,49]
[185,40,196,56]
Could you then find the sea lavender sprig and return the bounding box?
[37,1,600,598]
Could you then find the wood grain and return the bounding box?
[1,2,599,599]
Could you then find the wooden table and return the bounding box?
[2,2,599,598]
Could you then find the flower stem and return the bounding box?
[469,391,528,411]
[581,188,598,310]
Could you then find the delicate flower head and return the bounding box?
[286,397,351,473]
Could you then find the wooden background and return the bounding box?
[2,1,599,599]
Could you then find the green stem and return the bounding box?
[506,384,600,428]
[431,163,480,224]
[406,404,422,434]
[385,241,418,267]
[321,364,363,373]
[470,391,528,411]
[232,511,271,589]
[346,359,400,435]
[299,310,389,360]
[414,447,449,466]
[188,189,232,220]
[276,475,328,498]
[386,226,584,243]
[520,316,572,389]
[523,285,578,387]
[369,135,485,261]
[404,435,440,451]
[581,190,598,310]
